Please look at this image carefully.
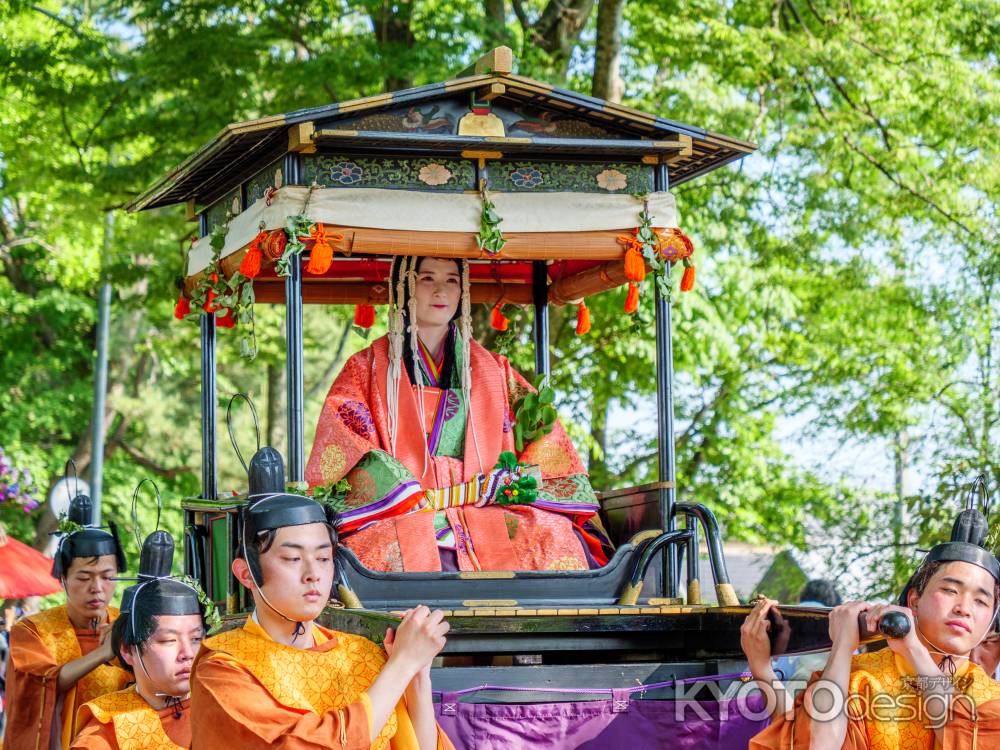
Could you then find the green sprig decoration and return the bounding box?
[186,218,259,358]
[492,451,537,505]
[286,479,353,515]
[275,213,314,277]
[635,202,673,301]
[513,374,558,452]
[177,574,222,634]
[56,517,86,536]
[476,181,506,256]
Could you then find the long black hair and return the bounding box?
[389,256,463,388]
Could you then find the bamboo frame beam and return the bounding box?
[548,259,633,304]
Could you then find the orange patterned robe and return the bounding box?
[305,334,606,572]
[189,617,454,750]
[70,689,189,750]
[3,606,131,750]
[750,647,1000,749]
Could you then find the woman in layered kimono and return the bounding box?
[305,256,610,573]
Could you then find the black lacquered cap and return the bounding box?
[247,494,328,532]
[898,502,1000,606]
[52,494,126,578]
[122,529,200,617]
[124,577,202,617]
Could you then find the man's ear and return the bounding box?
[906,587,920,612]
[232,557,254,590]
[121,645,136,668]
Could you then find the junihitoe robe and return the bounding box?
[3,606,131,750]
[749,646,1000,749]
[305,332,609,572]
[190,616,454,750]
[70,689,189,750]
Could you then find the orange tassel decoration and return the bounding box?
[681,263,696,292]
[490,303,510,331]
[575,301,591,335]
[203,274,219,313]
[239,231,267,278]
[624,282,640,314]
[304,224,341,276]
[621,237,646,283]
[173,293,191,320]
[354,303,376,329]
[216,309,237,328]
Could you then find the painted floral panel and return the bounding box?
[490,161,653,193]
[303,154,474,191]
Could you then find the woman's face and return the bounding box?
[412,257,461,332]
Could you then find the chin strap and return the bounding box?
[917,602,1000,670]
[241,496,311,642]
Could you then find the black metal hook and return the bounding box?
[63,458,80,505]
[226,393,261,476]
[131,478,162,551]
[969,473,991,521]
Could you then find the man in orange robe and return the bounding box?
[190,486,455,749]
[71,530,209,749]
[746,511,1000,749]
[4,495,130,750]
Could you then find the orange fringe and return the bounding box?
[303,224,343,275]
[239,231,267,278]
[681,264,696,292]
[624,282,640,313]
[490,303,510,331]
[354,303,376,329]
[203,274,219,313]
[575,302,591,335]
[216,309,236,328]
[620,235,646,282]
[173,294,190,320]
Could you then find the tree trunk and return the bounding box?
[592,0,626,102]
[521,0,597,80]
[588,392,610,490]
[370,0,416,91]
[484,0,513,48]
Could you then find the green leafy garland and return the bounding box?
[286,478,353,515]
[635,205,674,301]
[56,517,86,536]
[476,181,506,256]
[492,451,538,505]
[176,574,223,634]
[512,374,558,453]
[186,219,258,358]
[275,214,314,277]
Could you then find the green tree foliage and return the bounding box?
[0,0,996,600]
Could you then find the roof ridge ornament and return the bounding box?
[454,46,514,79]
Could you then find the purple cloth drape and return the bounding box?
[435,695,770,749]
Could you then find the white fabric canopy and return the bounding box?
[188,186,678,276]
